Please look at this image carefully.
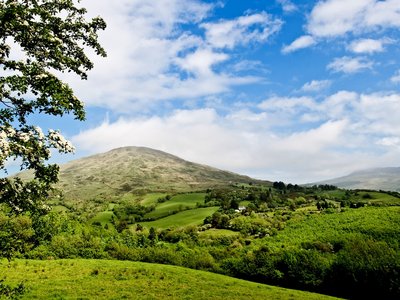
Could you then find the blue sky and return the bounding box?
[16,0,400,183]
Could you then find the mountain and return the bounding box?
[314,167,400,191]
[39,146,267,201]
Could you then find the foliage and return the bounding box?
[113,202,155,224]
[0,213,34,261]
[327,237,400,299]
[0,279,25,299]
[0,0,106,215]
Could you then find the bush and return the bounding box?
[0,280,26,299]
[276,249,331,289]
[327,238,400,299]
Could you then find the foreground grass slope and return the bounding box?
[1,259,340,300]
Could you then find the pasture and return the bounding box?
[0,259,341,299]
[141,206,219,229]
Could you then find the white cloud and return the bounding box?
[176,49,228,76]
[285,0,400,55]
[301,80,331,92]
[282,35,316,53]
[60,1,274,112]
[356,93,400,135]
[364,0,400,28]
[259,96,315,111]
[276,0,298,13]
[327,56,373,73]
[321,91,359,119]
[348,38,392,54]
[201,12,282,49]
[391,70,400,83]
[307,0,400,38]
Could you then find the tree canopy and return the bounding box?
[0,0,106,215]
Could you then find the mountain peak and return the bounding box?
[56,146,265,201]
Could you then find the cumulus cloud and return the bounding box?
[327,56,374,73]
[282,35,316,53]
[348,38,393,54]
[285,0,400,53]
[307,0,400,37]
[61,0,279,112]
[201,12,282,49]
[301,80,332,92]
[175,49,228,76]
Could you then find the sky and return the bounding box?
[17,0,400,183]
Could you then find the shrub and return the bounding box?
[327,238,400,299]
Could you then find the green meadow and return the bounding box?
[0,259,341,300]
[145,193,206,219]
[141,206,219,229]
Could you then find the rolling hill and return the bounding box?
[26,146,267,201]
[314,167,400,191]
[1,259,341,299]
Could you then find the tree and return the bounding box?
[0,0,106,215]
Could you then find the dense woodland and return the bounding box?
[1,182,399,299]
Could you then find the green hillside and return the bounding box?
[314,167,400,191]
[1,259,340,299]
[58,147,265,197]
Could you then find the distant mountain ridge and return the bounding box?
[314,167,400,191]
[33,146,267,201]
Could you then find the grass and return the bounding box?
[0,259,341,299]
[262,206,400,249]
[358,191,400,205]
[140,193,168,206]
[51,205,69,213]
[90,211,115,226]
[145,193,206,219]
[141,207,219,229]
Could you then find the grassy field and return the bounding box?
[141,207,219,229]
[145,193,206,219]
[0,259,341,299]
[262,206,400,248]
[139,193,168,206]
[90,211,115,226]
[356,190,400,205]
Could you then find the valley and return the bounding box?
[2,147,400,299]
